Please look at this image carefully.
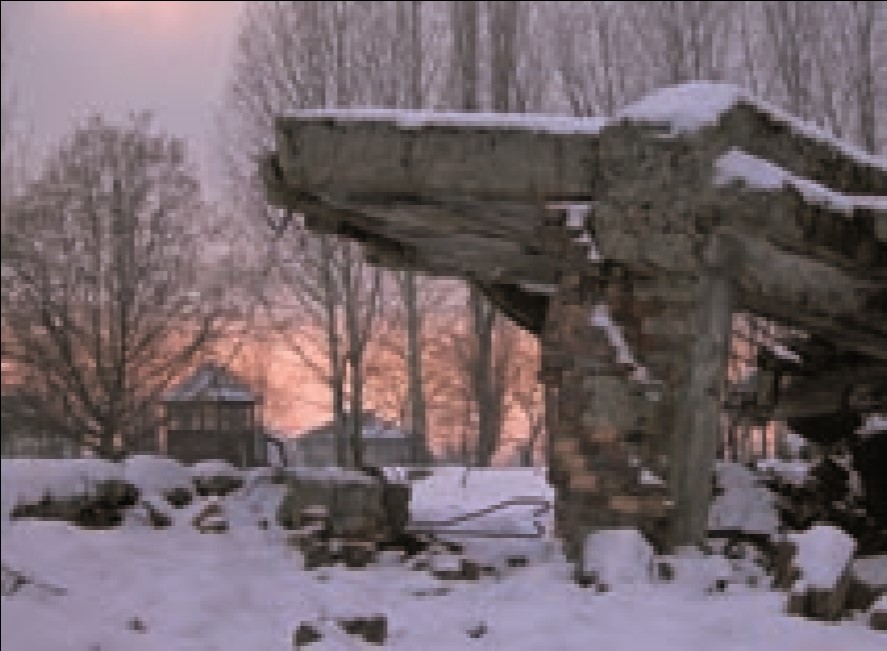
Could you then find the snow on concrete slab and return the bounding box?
[788,525,856,590]
[715,149,887,214]
[289,107,609,135]
[620,82,887,172]
[619,82,743,133]
[582,529,654,587]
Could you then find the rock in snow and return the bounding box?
[581,529,653,589]
[788,525,856,591]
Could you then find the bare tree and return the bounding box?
[1,115,221,458]
[226,1,416,467]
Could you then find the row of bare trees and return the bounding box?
[2,1,881,463]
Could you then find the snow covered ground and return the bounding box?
[2,458,883,650]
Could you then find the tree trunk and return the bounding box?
[471,286,496,466]
[403,272,427,463]
[320,235,348,467]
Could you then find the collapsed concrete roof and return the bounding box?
[261,82,886,360]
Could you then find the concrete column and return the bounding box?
[666,236,734,547]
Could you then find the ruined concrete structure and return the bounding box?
[260,82,886,555]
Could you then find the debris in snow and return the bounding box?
[783,526,856,621]
[337,615,387,645]
[9,478,140,529]
[163,486,193,509]
[655,549,735,595]
[467,622,489,639]
[870,595,887,631]
[136,497,173,529]
[127,617,147,633]
[788,525,856,590]
[293,622,323,647]
[580,529,654,590]
[191,498,228,533]
[3,462,885,650]
[848,556,887,612]
[1,563,67,598]
[430,554,483,581]
[191,470,243,498]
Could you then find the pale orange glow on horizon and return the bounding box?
[68,1,233,35]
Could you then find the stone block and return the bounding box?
[277,469,409,541]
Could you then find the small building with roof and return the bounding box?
[291,411,418,467]
[162,362,264,468]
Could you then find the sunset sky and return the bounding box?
[0,1,533,452]
[2,0,243,197]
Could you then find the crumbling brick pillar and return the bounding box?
[540,214,671,560]
[540,209,732,559]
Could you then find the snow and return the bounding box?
[640,469,666,486]
[288,107,609,135]
[709,463,780,536]
[290,84,886,177]
[582,529,654,587]
[1,458,122,518]
[783,429,811,458]
[619,82,743,133]
[756,459,812,486]
[620,82,887,173]
[188,460,239,478]
[857,415,886,440]
[163,363,255,403]
[765,342,802,364]
[852,556,887,590]
[3,460,884,650]
[659,548,735,594]
[788,525,856,590]
[589,303,652,382]
[714,149,887,215]
[122,455,192,495]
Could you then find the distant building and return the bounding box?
[292,412,419,467]
[162,362,265,468]
[0,389,80,459]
